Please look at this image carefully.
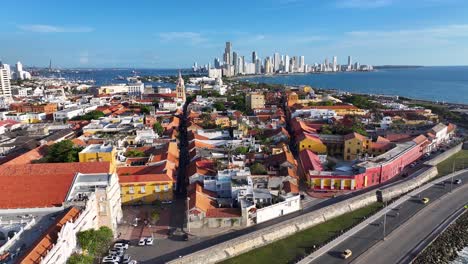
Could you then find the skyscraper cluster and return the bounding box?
[215,42,309,77]
[198,41,374,77]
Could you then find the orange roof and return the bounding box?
[306,105,359,110]
[117,164,167,176]
[188,182,217,213]
[71,138,87,147]
[119,173,172,183]
[206,208,241,218]
[412,134,428,145]
[18,207,81,264]
[0,162,110,209]
[3,145,49,165]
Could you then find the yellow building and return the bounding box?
[246,92,265,110]
[117,166,174,204]
[298,133,327,154]
[79,144,117,171]
[343,133,393,160]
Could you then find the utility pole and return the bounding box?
[186,197,191,233]
[382,200,387,241]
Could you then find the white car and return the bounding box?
[145,237,154,245]
[129,260,138,264]
[138,238,146,246]
[114,242,129,250]
[103,256,120,262]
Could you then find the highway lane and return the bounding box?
[310,171,468,264]
[137,166,431,263]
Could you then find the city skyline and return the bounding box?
[1,0,468,68]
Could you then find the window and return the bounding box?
[155,185,160,192]
[141,186,146,193]
[164,184,169,191]
[128,186,134,194]
[347,155,350,160]
[347,148,350,153]
[357,149,360,154]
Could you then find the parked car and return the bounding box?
[121,254,131,264]
[103,256,120,262]
[114,242,129,250]
[341,249,352,259]
[102,261,119,264]
[129,260,138,264]
[421,197,430,204]
[109,250,124,257]
[182,233,189,241]
[454,179,462,185]
[138,238,146,246]
[145,237,154,245]
[161,200,173,204]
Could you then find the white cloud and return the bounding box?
[335,0,393,8]
[18,24,94,33]
[159,32,206,44]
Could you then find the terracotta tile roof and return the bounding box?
[188,182,217,213]
[71,138,87,147]
[125,157,150,166]
[119,173,172,183]
[117,164,167,176]
[384,133,413,142]
[205,208,241,218]
[3,145,49,165]
[412,134,428,145]
[299,149,323,172]
[0,162,110,209]
[447,123,456,133]
[18,207,81,264]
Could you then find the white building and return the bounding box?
[0,64,12,99]
[127,82,145,97]
[208,68,223,79]
[158,87,172,94]
[53,107,84,121]
[291,108,337,119]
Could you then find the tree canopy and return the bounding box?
[71,110,105,121]
[153,122,164,136]
[37,140,83,163]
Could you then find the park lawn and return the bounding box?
[437,150,468,176]
[221,202,383,264]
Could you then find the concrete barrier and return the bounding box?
[377,166,439,202]
[168,191,378,264]
[424,143,463,166]
[168,145,464,264]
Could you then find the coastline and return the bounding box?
[414,210,468,264]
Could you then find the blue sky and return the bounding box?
[1,0,468,68]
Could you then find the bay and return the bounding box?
[243,66,468,104]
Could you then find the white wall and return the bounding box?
[255,195,301,224]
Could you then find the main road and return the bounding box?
[309,170,468,264]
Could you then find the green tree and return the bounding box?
[250,162,267,175]
[67,254,93,264]
[235,146,249,155]
[140,105,151,114]
[213,101,226,111]
[125,149,146,157]
[153,122,164,136]
[150,211,160,224]
[42,140,83,163]
[76,227,113,257]
[71,111,105,121]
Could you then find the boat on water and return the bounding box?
[115,75,125,80]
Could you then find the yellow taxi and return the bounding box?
[421,197,430,204]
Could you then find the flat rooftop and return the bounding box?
[80,144,113,153]
[358,140,416,168]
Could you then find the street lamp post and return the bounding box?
[186,197,191,233]
[382,200,387,241]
